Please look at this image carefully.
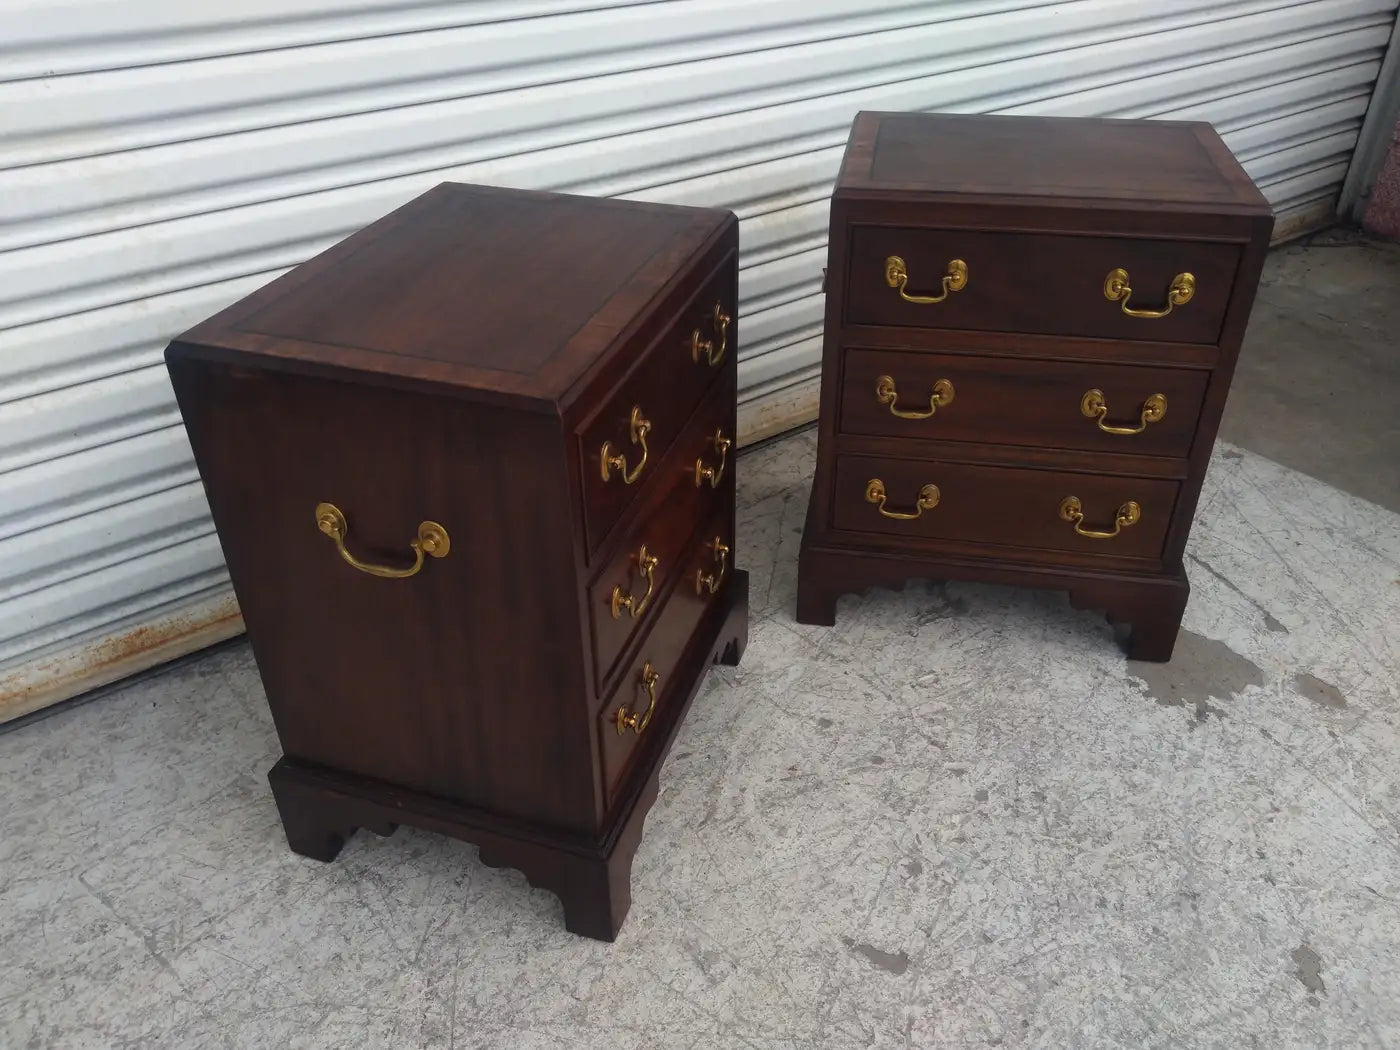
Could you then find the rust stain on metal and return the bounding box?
[90,610,240,674]
[1,599,244,722]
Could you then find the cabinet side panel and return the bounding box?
[167,350,594,832]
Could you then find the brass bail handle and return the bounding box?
[610,545,659,620]
[875,374,954,420]
[694,537,730,596]
[691,301,732,367]
[314,502,450,579]
[601,405,651,484]
[1081,389,1167,435]
[694,429,732,489]
[1103,268,1195,319]
[616,662,661,736]
[865,478,940,520]
[885,255,968,305]
[1059,496,1141,539]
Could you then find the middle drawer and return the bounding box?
[840,349,1208,458]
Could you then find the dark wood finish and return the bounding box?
[831,454,1177,562]
[834,319,1222,369]
[165,361,599,829]
[799,112,1273,661]
[598,500,735,805]
[839,348,1209,457]
[836,430,1192,481]
[841,112,1267,211]
[179,184,728,413]
[797,512,1186,661]
[267,572,747,942]
[846,227,1239,344]
[167,182,747,940]
[580,256,735,552]
[587,383,735,695]
[242,190,695,378]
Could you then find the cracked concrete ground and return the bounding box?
[2,234,1398,1048]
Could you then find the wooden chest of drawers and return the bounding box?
[797,112,1273,661]
[166,183,747,940]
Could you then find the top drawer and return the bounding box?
[580,253,736,553]
[845,226,1240,345]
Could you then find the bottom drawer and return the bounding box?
[832,454,1177,562]
[598,504,734,806]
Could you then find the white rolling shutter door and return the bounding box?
[2,0,1395,718]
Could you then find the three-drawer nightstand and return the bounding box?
[167,183,747,940]
[797,112,1273,661]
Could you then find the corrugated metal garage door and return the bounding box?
[3,0,1396,719]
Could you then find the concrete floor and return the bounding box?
[1222,230,1400,514]
[2,236,1398,1049]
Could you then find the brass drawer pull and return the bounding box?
[1103,268,1195,319]
[615,662,660,736]
[1059,496,1141,539]
[1081,389,1167,435]
[314,502,450,579]
[875,374,954,419]
[694,429,732,489]
[884,255,968,305]
[610,544,659,620]
[694,537,729,596]
[865,478,939,520]
[601,406,650,484]
[691,302,731,367]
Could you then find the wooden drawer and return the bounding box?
[587,377,736,694]
[579,254,736,552]
[839,349,1209,457]
[598,503,734,806]
[845,226,1240,345]
[831,454,1177,562]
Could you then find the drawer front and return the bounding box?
[580,255,736,552]
[598,504,735,806]
[846,226,1240,345]
[587,376,736,693]
[840,349,1209,457]
[832,454,1177,562]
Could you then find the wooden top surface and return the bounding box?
[174,182,732,409]
[837,112,1270,212]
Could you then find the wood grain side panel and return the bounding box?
[167,356,595,832]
